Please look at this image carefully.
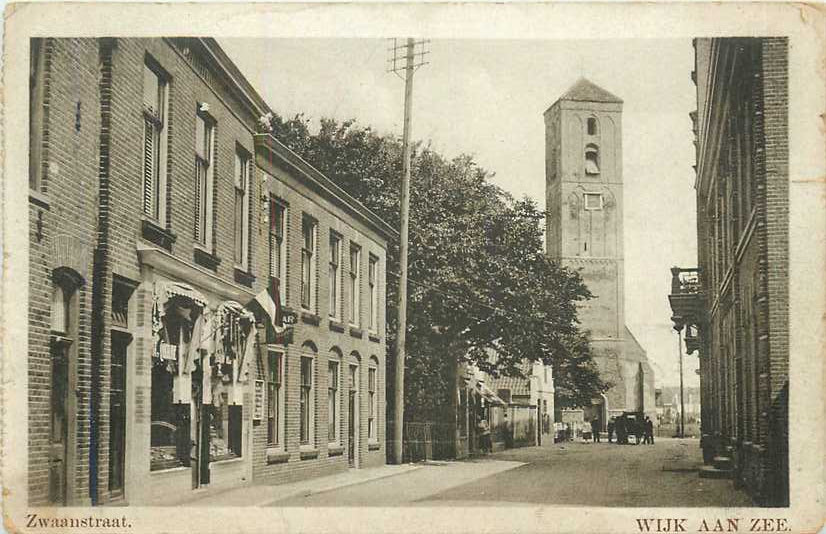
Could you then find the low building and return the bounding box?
[27,37,394,506]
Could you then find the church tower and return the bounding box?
[545,78,654,422]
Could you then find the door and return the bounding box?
[348,364,358,467]
[49,350,69,504]
[108,333,128,496]
[191,362,211,488]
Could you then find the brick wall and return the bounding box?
[28,38,102,505]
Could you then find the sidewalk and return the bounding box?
[143,463,421,507]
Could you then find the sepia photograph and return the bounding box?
[2,3,824,533]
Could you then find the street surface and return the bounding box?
[271,438,752,507]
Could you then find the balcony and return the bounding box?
[668,267,702,329]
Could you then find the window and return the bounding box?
[142,60,168,223]
[584,145,600,175]
[349,245,361,325]
[329,234,341,318]
[267,352,282,446]
[368,363,377,441]
[269,200,286,283]
[368,255,379,331]
[301,217,317,310]
[209,392,242,461]
[234,149,250,268]
[30,38,46,191]
[150,295,203,471]
[584,193,603,211]
[194,111,215,247]
[587,117,598,136]
[299,356,314,445]
[328,360,340,443]
[51,283,71,334]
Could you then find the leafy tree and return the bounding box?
[267,115,609,419]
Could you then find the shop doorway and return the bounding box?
[49,349,69,504]
[191,360,210,488]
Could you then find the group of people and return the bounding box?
[590,414,655,445]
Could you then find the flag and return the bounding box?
[252,277,284,335]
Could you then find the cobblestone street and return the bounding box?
[270,438,753,507]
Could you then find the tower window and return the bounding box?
[584,193,603,211]
[587,117,598,136]
[585,145,600,175]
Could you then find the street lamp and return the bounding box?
[672,318,686,439]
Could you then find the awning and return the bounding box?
[477,381,506,405]
[156,281,208,308]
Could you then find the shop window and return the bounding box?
[267,351,282,446]
[328,359,340,443]
[150,292,205,471]
[209,392,242,461]
[585,144,600,175]
[300,355,314,445]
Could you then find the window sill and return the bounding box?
[299,446,319,460]
[349,326,364,339]
[29,190,50,209]
[368,441,381,451]
[149,465,189,475]
[193,246,221,271]
[266,448,290,464]
[234,267,255,287]
[301,311,321,326]
[328,319,346,333]
[368,333,381,343]
[141,218,177,251]
[327,444,344,457]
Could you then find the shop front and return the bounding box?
[126,247,258,504]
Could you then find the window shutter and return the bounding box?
[143,118,154,216]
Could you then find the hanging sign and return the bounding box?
[253,379,265,421]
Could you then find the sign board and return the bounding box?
[281,311,298,326]
[253,380,264,421]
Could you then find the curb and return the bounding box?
[258,465,423,506]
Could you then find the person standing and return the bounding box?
[644,416,655,445]
[590,418,601,443]
[607,417,615,444]
[634,417,643,445]
[615,415,626,444]
[477,417,491,454]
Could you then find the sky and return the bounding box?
[221,37,700,388]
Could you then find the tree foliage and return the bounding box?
[268,115,609,416]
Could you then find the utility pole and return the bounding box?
[676,327,686,438]
[388,38,429,465]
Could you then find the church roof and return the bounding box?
[558,78,623,104]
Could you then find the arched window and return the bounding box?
[587,117,598,136]
[585,144,600,175]
[328,348,342,444]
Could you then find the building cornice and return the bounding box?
[137,244,256,304]
[254,133,398,242]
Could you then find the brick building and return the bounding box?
[28,37,393,506]
[544,79,656,429]
[669,37,789,506]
